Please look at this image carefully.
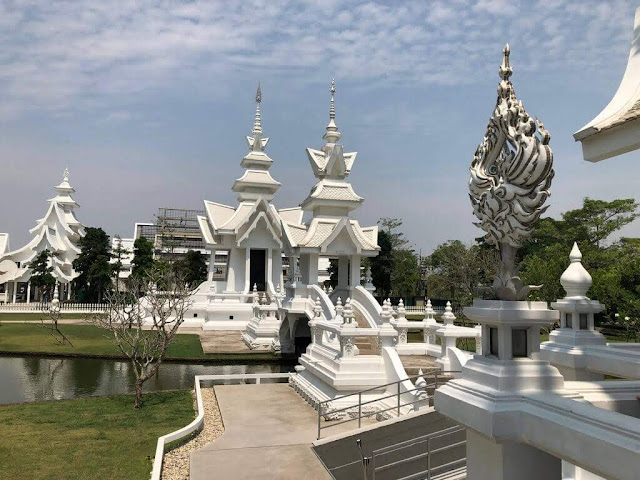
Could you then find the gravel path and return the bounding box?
[162,388,224,480]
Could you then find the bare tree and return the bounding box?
[39,284,73,346]
[89,268,191,409]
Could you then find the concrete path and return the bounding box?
[197,330,262,355]
[190,383,332,480]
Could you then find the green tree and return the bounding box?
[111,235,130,292]
[426,240,497,307]
[520,198,640,326]
[73,227,113,302]
[176,250,207,288]
[131,236,155,280]
[370,230,393,298]
[391,249,419,298]
[378,217,409,250]
[29,249,56,301]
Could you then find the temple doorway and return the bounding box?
[249,249,267,292]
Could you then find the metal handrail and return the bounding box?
[316,370,460,439]
[371,425,466,480]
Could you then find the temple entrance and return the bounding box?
[293,319,311,357]
[249,249,267,292]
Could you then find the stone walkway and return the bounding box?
[196,330,260,354]
[162,388,224,480]
[189,383,333,480]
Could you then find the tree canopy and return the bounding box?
[425,240,497,307]
[29,249,56,299]
[73,227,113,302]
[175,250,207,288]
[131,236,155,280]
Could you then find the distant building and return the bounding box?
[0,168,84,303]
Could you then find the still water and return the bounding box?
[0,355,294,404]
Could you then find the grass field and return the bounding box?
[0,323,279,362]
[0,390,194,480]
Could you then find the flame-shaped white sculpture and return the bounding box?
[469,44,554,301]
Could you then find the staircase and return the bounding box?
[353,308,377,355]
[313,410,466,480]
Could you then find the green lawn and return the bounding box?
[0,324,279,362]
[0,390,194,480]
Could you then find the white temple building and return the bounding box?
[0,168,85,302]
[190,85,303,329]
[275,81,381,352]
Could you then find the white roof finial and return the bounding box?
[323,79,341,144]
[330,79,336,120]
[63,166,69,182]
[499,43,512,81]
[253,82,263,137]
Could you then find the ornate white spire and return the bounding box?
[323,79,342,145]
[63,165,69,183]
[253,82,263,137]
[235,83,280,201]
[469,44,554,301]
[560,242,592,299]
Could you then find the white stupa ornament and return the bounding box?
[232,83,281,202]
[323,79,341,146]
[560,243,592,299]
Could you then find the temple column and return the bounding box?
[26,282,31,303]
[12,282,17,303]
[244,248,251,293]
[266,248,275,294]
[466,429,561,480]
[349,255,361,288]
[338,256,349,288]
[207,250,216,281]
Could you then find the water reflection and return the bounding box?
[0,356,293,404]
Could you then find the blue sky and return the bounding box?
[2,0,640,254]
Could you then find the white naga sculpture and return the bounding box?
[469,44,554,301]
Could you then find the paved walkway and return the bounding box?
[197,330,258,354]
[189,383,332,480]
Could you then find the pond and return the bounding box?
[0,355,295,404]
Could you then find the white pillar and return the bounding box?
[307,253,319,285]
[207,250,216,281]
[244,248,251,293]
[338,256,349,288]
[266,248,275,295]
[349,255,361,288]
[466,429,561,480]
[12,281,17,303]
[26,282,31,303]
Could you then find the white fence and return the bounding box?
[0,302,108,313]
[393,305,464,316]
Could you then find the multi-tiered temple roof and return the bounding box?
[282,81,378,255]
[198,86,303,247]
[0,167,85,283]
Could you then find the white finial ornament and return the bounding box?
[442,301,456,326]
[560,242,592,299]
[63,166,69,182]
[323,79,342,144]
[335,296,344,322]
[253,82,263,136]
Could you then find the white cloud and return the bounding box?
[0,0,636,118]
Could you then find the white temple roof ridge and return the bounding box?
[574,7,640,161]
